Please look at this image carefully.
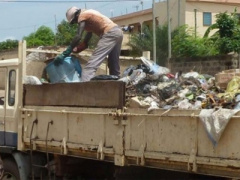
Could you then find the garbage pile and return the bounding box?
[119,57,240,111]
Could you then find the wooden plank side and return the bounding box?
[23,81,125,108]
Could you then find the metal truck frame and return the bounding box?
[0,41,240,179]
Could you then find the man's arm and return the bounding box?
[83,32,92,44]
[72,31,92,53]
[70,21,86,48]
[53,21,86,65]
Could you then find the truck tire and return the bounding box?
[1,158,20,180]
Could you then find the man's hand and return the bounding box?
[62,45,73,56]
[73,42,88,53]
[53,46,73,66]
[53,54,65,66]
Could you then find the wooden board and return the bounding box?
[24,81,125,108]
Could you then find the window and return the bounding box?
[8,70,16,106]
[203,12,212,26]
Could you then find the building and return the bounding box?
[112,0,240,50]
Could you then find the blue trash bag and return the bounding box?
[45,56,82,83]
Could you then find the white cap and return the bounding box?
[66,6,79,23]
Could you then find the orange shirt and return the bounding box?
[78,9,117,37]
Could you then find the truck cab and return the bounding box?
[0,57,23,179]
[0,58,19,147]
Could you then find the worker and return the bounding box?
[53,6,123,82]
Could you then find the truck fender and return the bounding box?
[12,151,30,180]
[0,156,3,179]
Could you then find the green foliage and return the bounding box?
[172,25,219,57]
[88,34,99,49]
[128,26,152,55]
[55,20,77,46]
[155,25,168,65]
[128,24,219,63]
[55,20,99,48]
[0,39,18,51]
[23,26,55,47]
[216,11,237,38]
[128,9,240,61]
[128,25,168,65]
[204,9,240,54]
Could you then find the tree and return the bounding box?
[128,25,168,66]
[55,20,99,48]
[204,9,240,54]
[128,26,152,56]
[55,20,77,46]
[0,39,18,51]
[172,25,219,58]
[23,26,55,47]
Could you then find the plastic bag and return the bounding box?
[91,75,119,81]
[26,46,46,62]
[122,65,135,77]
[23,76,42,85]
[234,94,240,109]
[183,71,199,78]
[226,76,240,93]
[119,69,146,85]
[140,57,170,76]
[177,99,193,110]
[217,76,240,101]
[135,64,151,74]
[199,108,239,146]
[45,56,81,83]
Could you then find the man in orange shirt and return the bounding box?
[54,6,123,82]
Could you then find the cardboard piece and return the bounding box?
[215,69,240,89]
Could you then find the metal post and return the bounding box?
[54,14,57,46]
[152,0,156,62]
[238,50,240,68]
[178,0,181,27]
[167,0,172,65]
[194,9,197,38]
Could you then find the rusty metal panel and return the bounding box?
[197,114,240,159]
[124,109,195,155]
[123,108,240,177]
[23,81,125,108]
[21,107,119,161]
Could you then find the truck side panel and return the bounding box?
[124,108,240,178]
[23,81,125,108]
[21,107,120,161]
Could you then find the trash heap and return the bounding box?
[119,57,240,111]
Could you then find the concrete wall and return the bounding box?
[155,0,186,30]
[169,54,238,75]
[0,49,18,60]
[2,49,239,77]
[26,54,238,78]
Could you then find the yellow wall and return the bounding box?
[111,0,240,52]
[112,0,240,37]
[186,1,240,37]
[154,0,186,30]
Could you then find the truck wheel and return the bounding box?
[1,158,20,180]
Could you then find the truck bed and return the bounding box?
[20,80,240,179]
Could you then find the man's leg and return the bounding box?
[108,27,123,76]
[81,27,123,82]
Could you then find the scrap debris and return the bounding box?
[119,57,240,111]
